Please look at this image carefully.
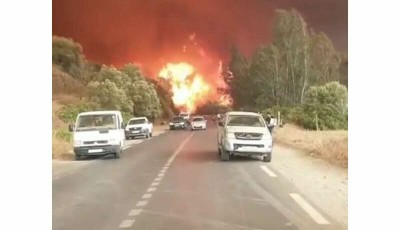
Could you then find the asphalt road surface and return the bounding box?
[53,122,346,230]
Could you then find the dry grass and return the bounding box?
[52,64,86,96]
[274,124,348,167]
[52,136,73,160]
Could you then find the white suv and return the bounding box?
[217,111,273,162]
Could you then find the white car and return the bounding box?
[69,111,125,160]
[217,111,273,162]
[125,117,153,139]
[191,116,207,130]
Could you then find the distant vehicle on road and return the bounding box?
[69,111,125,160]
[125,117,153,139]
[217,111,273,162]
[170,116,187,130]
[191,116,207,130]
[179,112,190,122]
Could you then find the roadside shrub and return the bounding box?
[302,81,348,130]
[54,129,72,142]
[57,103,94,123]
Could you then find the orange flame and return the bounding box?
[158,62,211,113]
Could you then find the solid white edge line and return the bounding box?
[119,219,135,228]
[259,165,277,177]
[289,193,330,225]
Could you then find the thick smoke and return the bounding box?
[53,0,347,77]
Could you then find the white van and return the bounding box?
[69,111,125,160]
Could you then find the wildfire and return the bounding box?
[158,62,211,112]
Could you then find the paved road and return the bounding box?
[53,122,346,230]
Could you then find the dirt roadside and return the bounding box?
[272,144,348,226]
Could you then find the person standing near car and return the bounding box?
[268,115,277,134]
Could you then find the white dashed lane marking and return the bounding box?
[136,200,148,207]
[151,182,160,187]
[128,209,142,216]
[260,165,277,177]
[142,193,152,199]
[119,219,135,228]
[117,133,194,229]
[289,193,330,225]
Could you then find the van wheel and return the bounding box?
[115,146,122,159]
[221,149,230,161]
[263,153,271,162]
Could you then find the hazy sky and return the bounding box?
[53,0,347,75]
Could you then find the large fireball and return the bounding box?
[158,62,211,112]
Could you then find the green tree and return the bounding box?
[273,9,310,104]
[52,36,86,79]
[88,79,132,112]
[222,46,251,109]
[120,64,161,119]
[302,81,348,130]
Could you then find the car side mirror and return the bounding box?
[68,124,75,132]
[218,121,224,127]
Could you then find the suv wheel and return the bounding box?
[263,153,272,162]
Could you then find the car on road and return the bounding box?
[170,116,187,130]
[217,111,273,162]
[191,116,207,130]
[125,117,153,139]
[69,110,125,160]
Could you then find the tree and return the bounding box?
[249,45,283,109]
[88,79,132,112]
[339,52,348,87]
[120,64,161,119]
[52,36,86,79]
[309,32,341,86]
[302,81,348,130]
[222,46,251,109]
[273,9,310,104]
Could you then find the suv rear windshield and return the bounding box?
[129,119,146,125]
[193,117,204,122]
[226,115,265,127]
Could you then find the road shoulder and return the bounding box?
[271,144,348,226]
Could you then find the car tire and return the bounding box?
[150,132,153,137]
[221,148,230,161]
[263,153,272,162]
[75,155,81,161]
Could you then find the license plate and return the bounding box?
[131,131,140,134]
[174,124,179,127]
[88,149,103,153]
